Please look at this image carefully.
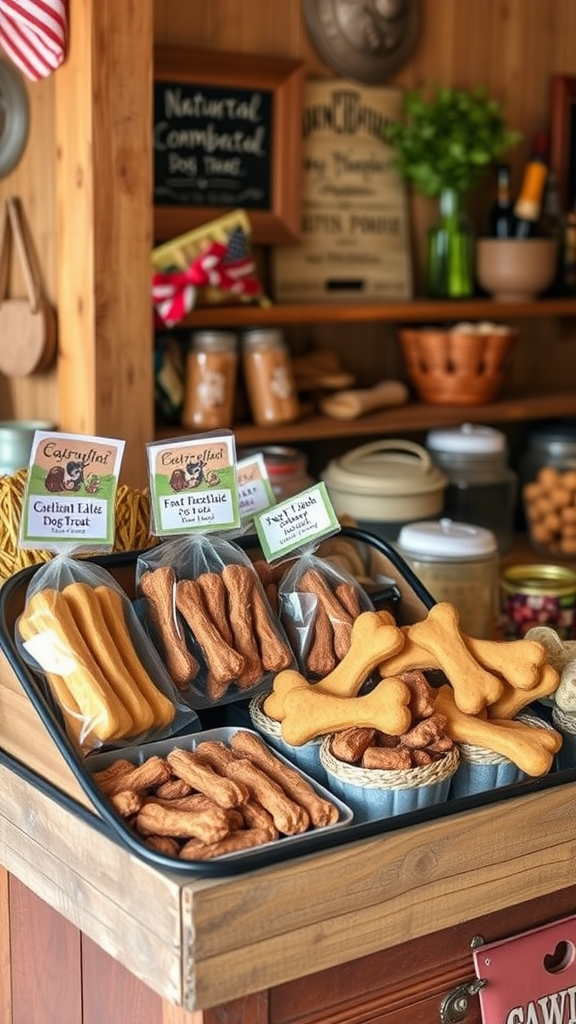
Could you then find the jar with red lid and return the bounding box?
[238,445,313,500]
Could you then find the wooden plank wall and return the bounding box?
[2,0,576,455]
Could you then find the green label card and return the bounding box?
[148,432,240,535]
[254,481,340,560]
[18,431,125,552]
[237,452,276,522]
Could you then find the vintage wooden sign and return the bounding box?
[272,79,413,303]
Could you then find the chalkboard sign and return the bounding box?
[153,79,273,210]
[153,49,304,245]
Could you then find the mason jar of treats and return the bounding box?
[242,328,300,426]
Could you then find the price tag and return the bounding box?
[237,451,276,522]
[147,431,241,536]
[473,914,576,1024]
[254,481,340,561]
[18,431,125,553]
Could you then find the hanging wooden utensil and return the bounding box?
[0,195,57,377]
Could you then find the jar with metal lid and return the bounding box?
[242,328,300,426]
[396,518,499,639]
[238,445,313,500]
[500,563,576,640]
[519,419,576,556]
[182,330,238,431]
[321,439,447,542]
[426,423,517,554]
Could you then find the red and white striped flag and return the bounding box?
[0,0,68,81]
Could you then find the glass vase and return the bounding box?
[427,188,474,298]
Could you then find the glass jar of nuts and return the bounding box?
[520,420,576,557]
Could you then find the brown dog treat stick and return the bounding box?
[221,563,263,687]
[361,745,413,770]
[299,568,354,660]
[247,578,293,672]
[145,835,181,857]
[167,747,249,808]
[136,801,231,843]
[240,799,279,840]
[224,758,311,835]
[307,600,337,676]
[140,567,200,689]
[196,571,235,646]
[230,730,340,827]
[335,582,361,620]
[406,603,504,715]
[101,755,173,797]
[175,578,245,695]
[280,676,413,746]
[109,790,144,817]
[179,828,273,860]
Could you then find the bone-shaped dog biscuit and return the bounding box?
[401,603,504,715]
[279,675,412,746]
[313,611,405,699]
[435,685,561,776]
[487,662,559,720]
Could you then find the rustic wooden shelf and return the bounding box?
[156,388,576,446]
[181,297,576,328]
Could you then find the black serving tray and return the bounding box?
[1,526,575,878]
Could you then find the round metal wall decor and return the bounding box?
[0,59,30,178]
[304,0,421,84]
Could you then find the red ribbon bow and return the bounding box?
[152,240,262,328]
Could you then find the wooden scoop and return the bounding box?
[320,380,409,420]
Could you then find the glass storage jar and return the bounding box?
[242,328,300,426]
[426,423,517,554]
[238,445,313,500]
[182,330,238,430]
[519,420,576,557]
[397,518,499,639]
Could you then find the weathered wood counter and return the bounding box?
[2,622,576,1023]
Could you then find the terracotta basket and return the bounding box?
[399,326,518,405]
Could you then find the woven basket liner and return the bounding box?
[459,711,555,765]
[399,327,517,405]
[320,736,459,791]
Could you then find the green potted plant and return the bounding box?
[385,86,520,298]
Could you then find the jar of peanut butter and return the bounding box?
[182,330,238,431]
[242,328,300,426]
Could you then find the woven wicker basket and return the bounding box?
[399,325,518,405]
[320,737,459,821]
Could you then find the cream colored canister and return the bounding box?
[397,518,499,639]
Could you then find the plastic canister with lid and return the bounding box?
[396,518,499,639]
[182,330,238,430]
[242,328,300,426]
[320,439,447,542]
[426,423,517,554]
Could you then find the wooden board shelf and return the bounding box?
[156,388,576,446]
[181,297,576,328]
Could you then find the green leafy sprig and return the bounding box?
[384,86,521,197]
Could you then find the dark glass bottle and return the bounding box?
[513,134,549,238]
[489,163,515,237]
